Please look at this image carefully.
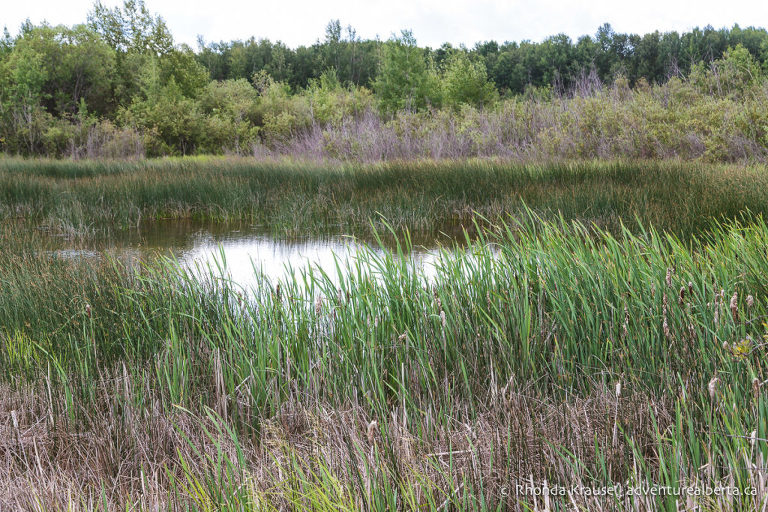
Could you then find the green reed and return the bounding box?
[1,209,766,509]
[3,157,768,239]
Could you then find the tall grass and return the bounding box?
[1,212,767,509]
[3,158,768,239]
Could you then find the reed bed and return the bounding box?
[3,157,768,238]
[1,211,767,510]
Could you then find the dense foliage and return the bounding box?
[2,1,768,158]
[2,206,768,509]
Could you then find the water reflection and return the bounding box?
[48,220,467,288]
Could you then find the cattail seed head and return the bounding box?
[679,286,685,306]
[615,381,622,398]
[622,306,629,339]
[746,295,754,308]
[730,292,738,322]
[85,304,92,318]
[688,281,694,296]
[666,268,672,288]
[440,310,446,328]
[753,377,761,395]
[315,296,323,316]
[708,377,719,401]
[367,420,378,444]
[750,429,757,448]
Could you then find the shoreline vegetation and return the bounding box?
[3,158,768,239]
[3,1,768,509]
[1,2,768,162]
[1,211,767,509]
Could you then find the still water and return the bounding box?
[49,220,469,289]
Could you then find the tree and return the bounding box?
[3,24,116,116]
[374,30,440,113]
[442,51,497,109]
[88,0,173,55]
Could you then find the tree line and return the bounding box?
[1,0,768,157]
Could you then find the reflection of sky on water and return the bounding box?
[48,220,461,290]
[178,232,447,290]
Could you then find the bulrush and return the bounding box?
[662,293,671,339]
[708,376,720,401]
[366,420,378,444]
[679,286,685,306]
[730,292,738,322]
[713,291,721,325]
[85,304,92,318]
[746,294,754,309]
[315,296,323,316]
[666,268,673,288]
[622,306,629,339]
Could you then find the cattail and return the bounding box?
[622,306,629,339]
[730,292,738,322]
[440,309,446,328]
[750,429,758,448]
[615,381,622,398]
[688,323,696,340]
[315,296,323,315]
[688,281,694,296]
[398,332,407,342]
[275,283,281,302]
[753,377,761,396]
[746,294,754,309]
[708,376,719,401]
[366,420,378,444]
[85,304,92,318]
[662,294,671,339]
[666,268,672,288]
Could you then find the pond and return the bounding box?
[47,220,471,289]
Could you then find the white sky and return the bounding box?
[2,0,768,48]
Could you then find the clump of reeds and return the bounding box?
[1,210,767,509]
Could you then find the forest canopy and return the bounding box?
[2,0,768,158]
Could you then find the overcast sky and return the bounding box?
[2,0,768,48]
